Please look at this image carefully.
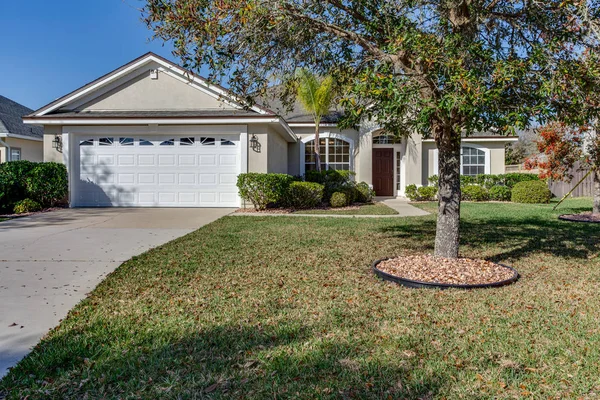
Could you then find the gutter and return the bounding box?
[0,133,43,142]
[422,137,519,142]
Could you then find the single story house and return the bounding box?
[23,53,516,207]
[0,95,43,162]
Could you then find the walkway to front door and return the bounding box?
[372,148,394,196]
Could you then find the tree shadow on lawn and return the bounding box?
[2,321,441,399]
[381,213,600,263]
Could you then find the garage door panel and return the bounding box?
[74,134,241,207]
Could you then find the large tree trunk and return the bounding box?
[434,127,462,258]
[314,121,322,172]
[594,169,600,215]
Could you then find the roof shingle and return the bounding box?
[0,95,44,139]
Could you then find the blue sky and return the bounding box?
[1,0,178,110]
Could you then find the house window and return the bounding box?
[10,148,21,161]
[98,137,114,146]
[180,137,195,146]
[462,146,486,176]
[305,137,351,171]
[160,139,175,146]
[80,139,94,146]
[139,139,154,146]
[220,138,235,146]
[200,137,215,146]
[119,137,134,146]
[373,133,402,144]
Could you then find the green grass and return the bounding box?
[295,202,399,215]
[2,198,600,399]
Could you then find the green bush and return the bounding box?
[462,185,490,201]
[405,184,437,201]
[286,181,324,209]
[305,169,355,202]
[25,162,68,207]
[489,185,512,201]
[502,173,540,189]
[427,173,540,190]
[13,198,42,214]
[0,160,37,210]
[330,192,348,208]
[511,180,551,204]
[237,173,295,210]
[355,182,375,203]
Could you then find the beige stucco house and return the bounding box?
[0,95,43,163]
[23,53,516,207]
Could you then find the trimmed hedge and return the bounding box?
[489,185,512,202]
[428,173,540,189]
[330,192,348,208]
[237,173,295,210]
[462,185,490,201]
[287,181,324,209]
[355,182,375,203]
[405,184,437,201]
[25,162,68,207]
[0,161,67,211]
[511,180,552,204]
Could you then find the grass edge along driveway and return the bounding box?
[2,198,599,399]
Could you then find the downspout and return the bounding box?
[0,137,11,162]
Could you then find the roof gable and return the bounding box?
[31,53,273,117]
[0,95,43,139]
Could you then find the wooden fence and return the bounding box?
[548,167,595,198]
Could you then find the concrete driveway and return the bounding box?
[0,208,232,377]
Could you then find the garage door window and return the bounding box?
[119,137,134,146]
[139,139,153,146]
[221,138,236,146]
[80,139,93,146]
[180,137,195,146]
[160,139,175,146]
[99,137,114,146]
[200,137,215,146]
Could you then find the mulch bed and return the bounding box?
[236,205,361,214]
[376,254,516,286]
[559,212,600,223]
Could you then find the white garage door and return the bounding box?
[74,134,241,207]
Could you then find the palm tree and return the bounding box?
[296,69,335,173]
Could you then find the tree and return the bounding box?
[144,0,597,258]
[295,69,336,172]
[526,123,600,215]
[505,130,539,166]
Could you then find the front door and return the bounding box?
[372,148,394,196]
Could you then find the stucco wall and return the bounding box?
[43,126,64,163]
[1,137,43,162]
[247,125,269,173]
[267,127,288,174]
[75,68,236,111]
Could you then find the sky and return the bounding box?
[1,0,179,110]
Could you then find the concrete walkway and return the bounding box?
[234,198,429,218]
[0,208,232,377]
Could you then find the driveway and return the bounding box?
[0,208,232,377]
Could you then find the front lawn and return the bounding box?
[294,202,398,215]
[2,199,599,399]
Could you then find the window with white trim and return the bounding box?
[461,146,486,176]
[10,148,21,161]
[373,133,402,144]
[305,137,351,171]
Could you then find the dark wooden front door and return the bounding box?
[372,148,394,196]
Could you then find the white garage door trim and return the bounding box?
[71,133,243,207]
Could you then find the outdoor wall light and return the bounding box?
[52,135,63,152]
[250,134,261,152]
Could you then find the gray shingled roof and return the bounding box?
[0,95,44,139]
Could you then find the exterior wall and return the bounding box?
[0,137,43,162]
[74,68,236,111]
[486,142,506,175]
[247,124,269,173]
[404,133,424,187]
[43,126,64,163]
[267,127,288,173]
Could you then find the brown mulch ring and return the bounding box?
[376,254,517,287]
[235,205,361,214]
[0,207,64,220]
[559,212,600,223]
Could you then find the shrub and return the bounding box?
[462,185,490,201]
[237,173,295,210]
[0,160,37,210]
[287,181,324,209]
[502,173,540,189]
[305,169,355,202]
[355,182,375,203]
[25,162,68,207]
[330,192,348,208]
[13,198,42,214]
[405,184,437,201]
[427,175,439,187]
[489,185,512,201]
[428,173,540,190]
[511,180,551,204]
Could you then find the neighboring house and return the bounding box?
[0,95,44,163]
[23,53,516,207]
